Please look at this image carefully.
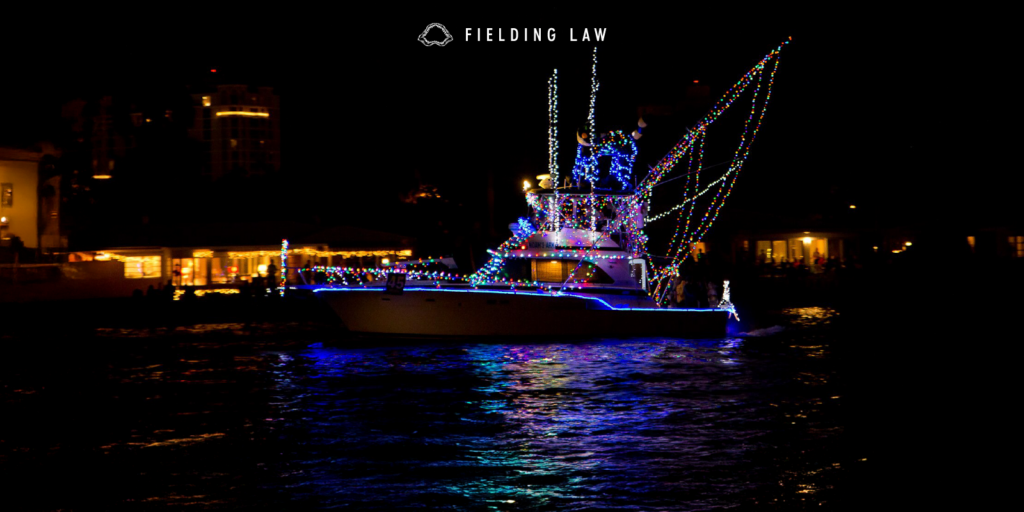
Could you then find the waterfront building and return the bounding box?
[0,145,62,252]
[59,81,281,183]
[68,243,412,288]
[187,84,280,180]
[733,231,852,265]
[60,225,414,294]
[0,147,41,250]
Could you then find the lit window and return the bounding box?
[230,139,238,148]
[202,96,211,107]
[1,183,11,207]
[533,259,565,282]
[1011,236,1024,258]
[124,256,162,279]
[967,236,975,252]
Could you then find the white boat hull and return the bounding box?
[316,287,728,338]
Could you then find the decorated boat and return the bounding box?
[302,40,790,338]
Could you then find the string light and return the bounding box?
[588,46,598,134]
[719,280,739,320]
[571,144,598,184]
[280,239,288,295]
[642,42,786,292]
[591,131,638,190]
[547,68,562,245]
[645,168,727,223]
[305,40,789,316]
[548,69,559,181]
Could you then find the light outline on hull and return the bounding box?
[313,286,726,313]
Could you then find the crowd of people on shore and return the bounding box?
[661,246,853,308]
[664,257,724,309]
[755,248,842,277]
[131,262,281,301]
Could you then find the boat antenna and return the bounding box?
[548,69,561,239]
[588,46,598,136]
[548,69,559,184]
[588,46,599,247]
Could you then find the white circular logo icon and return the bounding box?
[418,23,453,47]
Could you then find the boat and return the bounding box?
[310,210,731,337]
[303,41,790,338]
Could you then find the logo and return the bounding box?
[418,23,453,47]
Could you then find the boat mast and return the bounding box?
[588,46,599,247]
[548,69,560,243]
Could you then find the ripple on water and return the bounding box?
[0,315,846,510]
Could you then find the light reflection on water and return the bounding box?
[0,308,848,510]
[267,331,843,510]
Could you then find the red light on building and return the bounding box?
[693,80,699,83]
[228,266,238,274]
[211,69,217,73]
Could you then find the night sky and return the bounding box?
[0,13,1016,249]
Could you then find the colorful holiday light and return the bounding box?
[643,42,786,294]
[571,143,598,184]
[719,280,738,320]
[548,69,559,182]
[588,46,598,135]
[303,40,789,314]
[280,238,288,296]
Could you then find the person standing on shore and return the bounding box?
[266,261,278,292]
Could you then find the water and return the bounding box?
[0,308,857,510]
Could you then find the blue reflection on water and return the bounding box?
[261,337,825,510]
[0,308,844,510]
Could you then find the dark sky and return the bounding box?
[0,12,1016,236]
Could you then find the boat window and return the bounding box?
[501,260,532,282]
[530,259,614,284]
[568,261,614,284]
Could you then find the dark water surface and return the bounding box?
[1,308,859,510]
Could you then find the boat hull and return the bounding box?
[316,288,728,338]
